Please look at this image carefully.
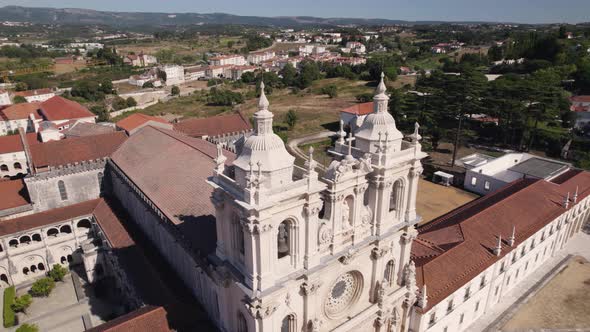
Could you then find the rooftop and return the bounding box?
[340,102,374,116]
[39,96,96,121]
[86,306,171,332]
[508,157,571,179]
[0,102,42,120]
[412,170,590,312]
[63,121,116,138]
[0,132,40,155]
[470,153,571,183]
[173,111,252,138]
[12,88,53,98]
[0,179,31,212]
[116,113,171,134]
[29,131,127,169]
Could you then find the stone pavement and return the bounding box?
[465,231,590,332]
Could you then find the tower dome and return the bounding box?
[354,73,403,153]
[233,82,295,188]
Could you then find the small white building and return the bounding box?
[184,66,207,82]
[124,53,158,67]
[160,65,185,86]
[247,51,275,64]
[12,89,55,103]
[0,90,11,105]
[298,45,327,56]
[345,41,366,54]
[463,153,571,195]
[209,55,246,66]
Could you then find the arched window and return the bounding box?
[8,239,18,247]
[32,234,42,242]
[77,219,92,229]
[13,162,22,170]
[281,314,296,332]
[38,263,45,271]
[58,180,68,200]
[389,180,404,218]
[0,164,8,172]
[22,267,29,275]
[60,225,72,234]
[19,235,31,244]
[0,274,8,283]
[47,228,59,237]
[278,220,291,259]
[237,312,248,332]
[384,260,395,285]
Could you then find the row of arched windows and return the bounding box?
[236,313,296,332]
[0,162,22,172]
[5,219,91,249]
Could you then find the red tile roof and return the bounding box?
[116,113,170,134]
[29,131,127,169]
[0,199,99,237]
[0,132,40,155]
[173,111,252,138]
[111,126,235,256]
[571,95,590,103]
[0,179,31,211]
[12,88,53,98]
[340,102,374,116]
[0,103,42,120]
[87,306,171,332]
[39,96,95,121]
[411,171,590,312]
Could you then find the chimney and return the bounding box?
[18,127,35,176]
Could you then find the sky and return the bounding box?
[1,0,589,24]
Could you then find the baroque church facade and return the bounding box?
[209,75,427,332]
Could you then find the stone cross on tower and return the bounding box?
[345,132,355,159]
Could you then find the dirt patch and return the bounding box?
[416,178,478,224]
[502,256,590,331]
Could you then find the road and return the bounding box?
[287,131,336,171]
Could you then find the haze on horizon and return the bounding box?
[1,0,589,24]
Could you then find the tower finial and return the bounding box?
[564,192,570,209]
[573,186,579,203]
[258,81,269,110]
[376,72,387,95]
[493,235,502,256]
[508,225,516,247]
[418,284,428,308]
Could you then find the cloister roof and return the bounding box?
[86,305,171,332]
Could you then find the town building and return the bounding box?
[570,95,590,112]
[299,45,327,56]
[0,130,39,178]
[184,66,207,82]
[209,55,246,66]
[340,101,374,131]
[247,51,276,64]
[128,68,159,87]
[12,88,55,103]
[345,41,367,54]
[116,113,172,135]
[463,153,571,195]
[230,65,257,80]
[123,53,158,67]
[205,65,233,79]
[173,111,252,151]
[0,103,42,135]
[159,65,185,86]
[0,89,11,105]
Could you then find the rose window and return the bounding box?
[324,271,362,318]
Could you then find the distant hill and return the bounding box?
[0,6,469,27]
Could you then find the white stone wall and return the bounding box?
[411,195,590,332]
[0,151,27,178]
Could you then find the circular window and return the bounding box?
[324,271,363,318]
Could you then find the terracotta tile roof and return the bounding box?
[87,306,171,332]
[411,171,590,312]
[39,96,95,121]
[0,132,40,154]
[571,95,590,103]
[0,199,99,237]
[29,131,127,169]
[12,88,53,98]
[173,111,252,138]
[111,126,235,257]
[63,121,116,138]
[116,113,170,134]
[340,102,374,116]
[93,199,135,249]
[0,179,31,211]
[0,103,42,120]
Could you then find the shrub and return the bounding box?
[29,277,55,297]
[13,96,27,104]
[142,81,154,89]
[3,286,15,327]
[11,294,32,313]
[48,264,68,282]
[286,110,298,129]
[171,85,180,96]
[125,97,137,108]
[16,323,39,332]
[111,96,128,111]
[356,93,373,103]
[320,85,338,98]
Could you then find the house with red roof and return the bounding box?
[340,101,374,130]
[0,89,10,106]
[0,130,40,178]
[116,113,172,135]
[12,88,55,103]
[39,96,96,127]
[0,102,42,135]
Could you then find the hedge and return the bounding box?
[3,285,16,327]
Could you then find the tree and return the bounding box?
[15,82,27,91]
[142,81,155,89]
[100,79,114,94]
[286,109,298,129]
[171,85,180,96]
[297,61,321,89]
[48,264,68,282]
[91,106,110,122]
[126,97,137,107]
[111,96,128,111]
[13,96,27,104]
[320,85,338,98]
[11,294,32,313]
[16,323,39,332]
[279,63,297,87]
[356,93,373,103]
[227,41,235,49]
[240,71,256,84]
[30,277,55,297]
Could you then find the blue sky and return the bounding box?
[1,0,589,24]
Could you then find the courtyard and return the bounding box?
[0,268,121,332]
[501,256,590,331]
[416,178,478,224]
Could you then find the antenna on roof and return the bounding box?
[493,235,502,256]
